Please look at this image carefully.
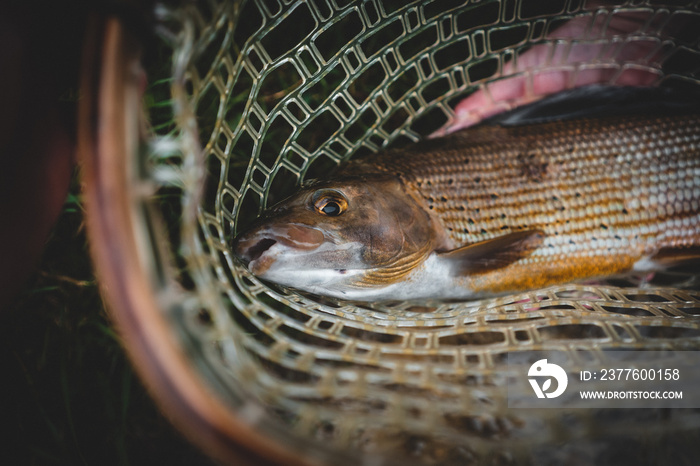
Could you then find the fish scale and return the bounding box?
[353,114,700,265]
[299,113,700,295]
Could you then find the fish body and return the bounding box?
[234,86,700,301]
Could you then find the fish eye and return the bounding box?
[312,190,348,217]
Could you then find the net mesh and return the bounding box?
[142,0,700,463]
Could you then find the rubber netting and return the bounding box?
[144,1,700,464]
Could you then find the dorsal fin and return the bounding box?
[438,230,545,276]
[480,85,700,127]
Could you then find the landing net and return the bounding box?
[142,1,700,463]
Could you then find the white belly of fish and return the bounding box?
[303,254,480,301]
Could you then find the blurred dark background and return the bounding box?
[0,2,215,464]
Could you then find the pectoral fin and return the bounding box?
[438,229,545,276]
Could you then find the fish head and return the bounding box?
[233,175,440,298]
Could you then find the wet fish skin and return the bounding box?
[355,112,700,295]
[234,87,700,301]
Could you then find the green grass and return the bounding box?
[0,174,214,466]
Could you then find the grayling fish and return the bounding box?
[233,86,700,301]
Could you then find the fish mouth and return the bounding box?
[234,235,280,275]
[234,224,326,273]
[241,238,277,264]
[234,235,278,272]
